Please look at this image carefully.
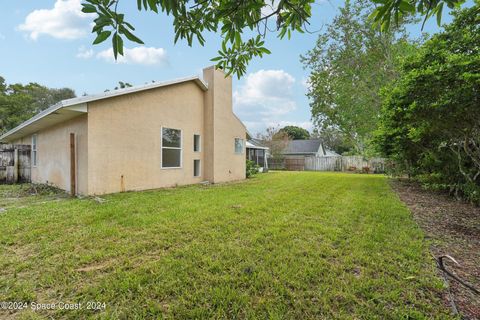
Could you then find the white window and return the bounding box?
[194,134,201,152]
[234,138,244,154]
[161,127,182,168]
[32,134,38,167]
[194,159,201,177]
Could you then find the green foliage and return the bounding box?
[246,159,259,178]
[81,0,455,78]
[301,0,418,155]
[0,78,75,134]
[375,3,480,204]
[278,125,310,140]
[313,127,354,155]
[82,0,314,78]
[369,0,465,32]
[0,173,452,318]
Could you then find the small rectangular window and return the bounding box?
[194,159,200,177]
[162,127,182,168]
[234,138,244,154]
[32,134,38,167]
[194,134,201,152]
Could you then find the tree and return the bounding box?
[375,3,480,203]
[301,0,417,154]
[11,83,76,114]
[81,0,461,78]
[278,125,310,140]
[0,79,76,134]
[368,0,465,32]
[256,126,290,160]
[0,89,34,134]
[312,127,354,155]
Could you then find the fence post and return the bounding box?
[13,148,19,183]
[70,133,76,196]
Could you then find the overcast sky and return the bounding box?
[0,0,459,134]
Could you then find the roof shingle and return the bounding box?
[283,139,322,154]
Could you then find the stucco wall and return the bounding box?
[203,67,247,183]
[87,82,206,195]
[8,68,246,196]
[14,115,88,194]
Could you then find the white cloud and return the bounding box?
[234,69,308,134]
[96,47,168,66]
[234,69,296,117]
[18,0,93,40]
[76,46,94,59]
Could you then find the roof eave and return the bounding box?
[0,76,208,143]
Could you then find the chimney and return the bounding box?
[202,66,233,182]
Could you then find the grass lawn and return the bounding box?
[0,172,453,319]
[0,184,69,210]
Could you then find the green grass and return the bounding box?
[0,172,452,319]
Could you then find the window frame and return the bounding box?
[193,134,201,152]
[161,127,183,169]
[32,134,38,167]
[234,138,244,154]
[193,159,201,177]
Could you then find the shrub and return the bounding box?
[246,160,259,178]
[375,4,480,205]
[417,173,480,205]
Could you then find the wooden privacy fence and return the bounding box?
[285,157,305,171]
[304,156,341,171]
[269,158,286,170]
[0,144,31,184]
[268,157,305,171]
[305,156,386,173]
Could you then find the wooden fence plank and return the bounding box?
[0,144,31,184]
[285,157,305,171]
[70,133,76,195]
[303,156,386,173]
[269,158,285,170]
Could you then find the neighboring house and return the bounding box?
[246,139,269,171]
[0,67,247,195]
[282,139,338,158]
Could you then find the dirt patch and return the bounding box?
[76,261,112,273]
[391,179,480,320]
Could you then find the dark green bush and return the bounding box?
[375,3,480,205]
[246,160,259,178]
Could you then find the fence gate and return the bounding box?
[0,144,31,184]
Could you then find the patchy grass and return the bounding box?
[0,172,453,319]
[0,184,68,211]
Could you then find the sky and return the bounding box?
[0,0,461,135]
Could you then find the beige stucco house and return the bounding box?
[0,67,247,195]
